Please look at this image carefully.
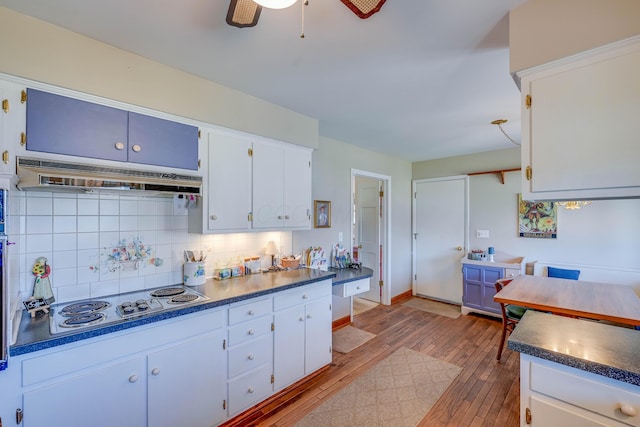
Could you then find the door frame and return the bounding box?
[351,168,391,306]
[411,175,470,297]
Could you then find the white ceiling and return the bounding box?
[0,0,527,162]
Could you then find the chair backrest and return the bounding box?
[547,266,580,280]
[495,278,514,322]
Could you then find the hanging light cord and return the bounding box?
[301,0,309,38]
[491,119,520,146]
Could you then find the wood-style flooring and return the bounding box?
[245,299,520,426]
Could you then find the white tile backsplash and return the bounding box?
[11,191,292,304]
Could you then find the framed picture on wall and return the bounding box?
[518,194,557,238]
[314,200,331,228]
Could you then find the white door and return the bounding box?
[354,175,381,303]
[413,176,467,304]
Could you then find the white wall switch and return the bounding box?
[338,232,343,242]
[476,229,490,238]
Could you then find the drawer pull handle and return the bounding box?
[128,375,138,383]
[248,309,255,315]
[248,329,255,335]
[151,368,160,376]
[618,403,638,417]
[248,386,254,393]
[247,354,254,360]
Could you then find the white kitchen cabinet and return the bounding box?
[252,139,312,230]
[518,36,640,201]
[189,129,312,233]
[147,331,227,427]
[227,297,274,415]
[17,309,227,427]
[273,280,332,391]
[23,357,145,427]
[520,354,640,427]
[189,129,252,233]
[0,81,26,175]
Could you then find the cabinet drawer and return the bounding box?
[332,278,370,297]
[273,281,330,311]
[504,269,521,279]
[229,297,272,325]
[529,360,640,426]
[228,333,273,379]
[228,316,272,346]
[228,363,273,416]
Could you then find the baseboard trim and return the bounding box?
[332,315,351,331]
[391,290,412,305]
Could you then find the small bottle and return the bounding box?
[488,247,495,262]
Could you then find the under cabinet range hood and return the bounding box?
[16,157,202,195]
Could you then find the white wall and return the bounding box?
[414,148,640,271]
[293,136,413,314]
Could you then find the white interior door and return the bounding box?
[413,176,467,304]
[354,176,381,303]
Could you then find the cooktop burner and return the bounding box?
[60,301,111,317]
[59,312,106,329]
[168,294,199,304]
[49,286,209,335]
[149,287,185,298]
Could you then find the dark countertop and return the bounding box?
[10,266,373,357]
[508,310,640,386]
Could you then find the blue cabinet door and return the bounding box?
[27,89,199,170]
[26,88,128,162]
[128,112,198,170]
[462,264,503,314]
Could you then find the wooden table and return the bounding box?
[494,275,640,326]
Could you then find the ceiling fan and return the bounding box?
[226,0,387,28]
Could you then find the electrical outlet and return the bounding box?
[476,229,490,238]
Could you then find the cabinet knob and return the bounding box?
[618,403,638,417]
[284,215,290,220]
[128,375,138,383]
[247,354,254,360]
[302,294,308,299]
[131,144,142,153]
[247,386,254,394]
[151,368,160,376]
[456,246,463,251]
[307,314,312,319]
[248,329,255,335]
[248,309,255,315]
[277,215,284,220]
[299,316,304,322]
[210,215,217,220]
[356,286,360,290]
[115,142,125,150]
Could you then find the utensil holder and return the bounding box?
[184,262,206,286]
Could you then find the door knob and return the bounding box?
[456,246,463,251]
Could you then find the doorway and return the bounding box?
[412,176,468,304]
[351,169,391,305]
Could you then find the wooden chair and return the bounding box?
[494,278,527,362]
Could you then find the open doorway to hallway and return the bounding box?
[351,169,391,306]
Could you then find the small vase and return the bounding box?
[120,260,140,271]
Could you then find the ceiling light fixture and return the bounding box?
[556,201,592,210]
[491,119,520,146]
[255,0,297,9]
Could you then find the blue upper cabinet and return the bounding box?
[26,88,199,170]
[26,88,128,162]
[128,112,198,170]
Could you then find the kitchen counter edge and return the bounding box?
[508,310,640,386]
[11,267,363,357]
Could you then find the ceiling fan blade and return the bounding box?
[340,0,387,19]
[227,0,262,28]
